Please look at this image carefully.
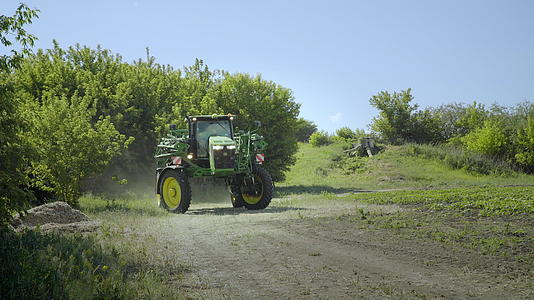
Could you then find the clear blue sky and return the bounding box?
[2,0,534,133]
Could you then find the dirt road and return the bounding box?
[135,197,531,299]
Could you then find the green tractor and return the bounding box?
[154,114,273,213]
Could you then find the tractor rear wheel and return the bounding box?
[234,166,273,210]
[159,170,191,213]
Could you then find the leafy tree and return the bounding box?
[13,43,183,191]
[411,109,446,144]
[0,4,39,225]
[429,103,468,140]
[309,131,331,147]
[369,89,418,144]
[24,95,132,205]
[295,118,317,142]
[369,89,447,144]
[210,73,300,181]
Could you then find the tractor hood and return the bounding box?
[208,136,236,174]
[209,136,235,148]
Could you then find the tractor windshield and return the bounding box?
[195,120,232,157]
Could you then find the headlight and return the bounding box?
[212,145,224,150]
[186,153,193,159]
[226,145,236,150]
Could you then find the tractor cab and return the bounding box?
[187,115,236,170]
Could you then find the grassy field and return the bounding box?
[278,143,534,194]
[278,142,534,275]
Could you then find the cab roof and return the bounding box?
[187,114,235,120]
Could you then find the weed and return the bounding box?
[0,228,180,299]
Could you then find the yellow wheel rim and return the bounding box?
[242,175,263,204]
[162,177,181,209]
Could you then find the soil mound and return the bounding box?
[12,201,100,233]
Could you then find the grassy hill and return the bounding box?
[278,142,534,194]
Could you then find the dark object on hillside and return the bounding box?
[344,137,382,157]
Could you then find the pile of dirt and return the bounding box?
[12,201,100,234]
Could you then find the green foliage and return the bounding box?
[349,186,534,216]
[515,115,534,172]
[0,4,39,226]
[0,228,177,299]
[309,130,332,147]
[455,102,488,135]
[369,89,417,144]
[14,49,300,185]
[429,103,468,140]
[335,127,366,142]
[369,89,444,144]
[24,95,132,205]
[208,72,300,181]
[0,4,39,70]
[462,119,508,157]
[295,118,317,142]
[407,143,516,175]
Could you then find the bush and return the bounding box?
[514,116,534,173]
[335,127,366,142]
[407,143,516,175]
[462,120,508,157]
[309,131,331,147]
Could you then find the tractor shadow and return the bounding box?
[274,185,365,197]
[187,206,306,216]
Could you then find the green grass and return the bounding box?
[1,194,184,299]
[341,186,534,216]
[278,143,534,193]
[279,143,534,268]
[0,228,180,299]
[334,186,534,267]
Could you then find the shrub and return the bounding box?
[407,143,516,175]
[514,116,534,173]
[462,119,508,157]
[309,131,331,147]
[0,229,174,299]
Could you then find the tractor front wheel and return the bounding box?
[232,166,273,210]
[159,170,191,213]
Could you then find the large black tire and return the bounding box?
[159,170,191,213]
[230,184,245,208]
[233,166,273,210]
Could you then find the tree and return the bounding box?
[295,118,317,142]
[429,103,468,140]
[369,89,418,144]
[24,95,132,205]
[369,89,447,144]
[0,4,39,226]
[309,131,331,147]
[210,73,300,181]
[411,109,446,144]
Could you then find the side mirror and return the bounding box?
[254,120,262,128]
